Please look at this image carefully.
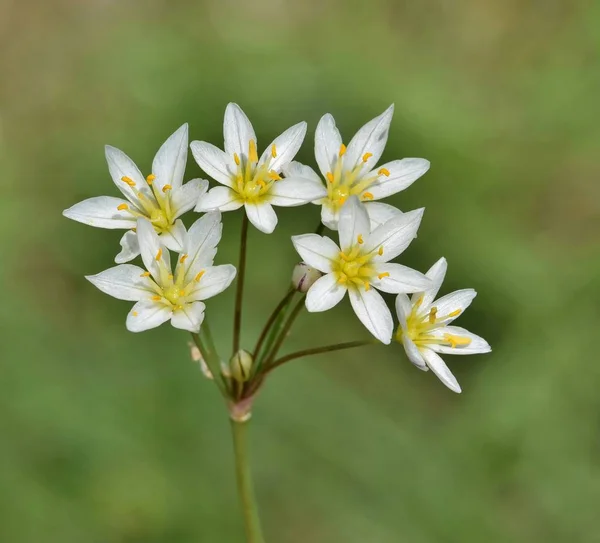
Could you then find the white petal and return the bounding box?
[86,264,155,301]
[321,204,339,230]
[282,161,322,183]
[223,103,256,160]
[170,179,209,219]
[364,202,403,230]
[137,218,171,281]
[62,196,136,229]
[305,273,346,312]
[160,219,186,252]
[115,230,140,263]
[195,186,243,212]
[401,335,428,371]
[421,349,462,393]
[291,234,340,273]
[180,212,223,284]
[338,196,370,253]
[411,257,447,307]
[394,293,412,328]
[151,123,188,192]
[188,265,237,301]
[366,207,424,262]
[428,326,491,355]
[259,122,307,172]
[367,158,430,200]
[348,287,393,344]
[171,301,206,333]
[372,263,430,294]
[345,105,394,171]
[105,145,152,207]
[244,202,278,234]
[190,141,236,187]
[315,113,343,178]
[126,300,172,333]
[431,289,477,322]
[269,179,327,207]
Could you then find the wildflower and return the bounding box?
[395,257,491,393]
[86,214,236,333]
[63,124,208,262]
[285,106,430,230]
[191,103,326,233]
[292,197,430,343]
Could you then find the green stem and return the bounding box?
[263,296,306,367]
[191,331,227,396]
[233,214,249,354]
[230,418,265,543]
[252,287,296,362]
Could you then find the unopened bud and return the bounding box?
[291,262,323,293]
[229,350,253,382]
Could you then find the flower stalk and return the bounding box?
[233,214,249,354]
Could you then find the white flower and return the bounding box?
[86,214,236,333]
[288,105,430,230]
[191,103,326,234]
[291,196,430,344]
[63,124,208,262]
[395,257,491,393]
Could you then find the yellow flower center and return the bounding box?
[231,140,282,204]
[332,235,382,291]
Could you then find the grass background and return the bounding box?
[2,0,600,541]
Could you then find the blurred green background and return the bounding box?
[2,0,600,541]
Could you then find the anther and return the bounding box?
[429,307,438,324]
[179,289,186,296]
[326,172,334,183]
[140,271,151,277]
[152,295,162,301]
[415,294,424,307]
[117,203,128,211]
[444,334,471,348]
[339,251,349,261]
[132,311,138,317]
[364,281,370,291]
[362,152,373,163]
[271,144,277,158]
[357,234,364,244]
[447,309,462,318]
[378,246,384,256]
[146,174,156,184]
[155,248,162,261]
[121,176,136,187]
[194,270,205,282]
[234,153,241,166]
[248,140,258,163]
[180,254,188,264]
[378,272,390,279]
[256,179,266,188]
[378,168,390,177]
[339,144,347,157]
[339,197,347,206]
[268,171,282,180]
[362,192,374,200]
[162,184,172,192]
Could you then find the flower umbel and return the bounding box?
[395,257,491,392]
[86,214,236,333]
[292,196,430,344]
[192,103,326,233]
[63,124,208,262]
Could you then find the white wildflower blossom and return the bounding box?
[292,196,430,344]
[63,124,208,262]
[285,106,430,230]
[86,214,236,333]
[191,103,326,234]
[395,257,491,393]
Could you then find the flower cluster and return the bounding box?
[64,103,490,394]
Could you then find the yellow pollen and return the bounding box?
[194,270,205,282]
[152,295,162,301]
[362,152,373,163]
[271,144,277,158]
[121,176,136,187]
[429,307,438,324]
[140,271,151,277]
[146,174,156,184]
[326,172,334,183]
[339,197,347,206]
[179,290,186,296]
[378,272,390,279]
[444,334,472,348]
[234,153,241,166]
[378,246,384,256]
[378,168,390,177]
[357,234,364,244]
[364,281,370,291]
[268,171,282,180]
[117,203,128,211]
[248,140,258,163]
[179,254,188,264]
[155,248,162,261]
[132,311,138,317]
[256,179,266,188]
[339,144,347,156]
[362,192,374,200]
[448,309,462,318]
[162,184,172,192]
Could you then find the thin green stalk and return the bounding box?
[263,296,306,367]
[230,418,265,543]
[191,331,227,396]
[233,215,249,354]
[252,287,296,362]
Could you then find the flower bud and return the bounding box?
[229,350,253,382]
[291,262,323,293]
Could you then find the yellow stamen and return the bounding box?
[429,307,438,324]
[447,309,462,318]
[140,271,151,277]
[362,152,373,163]
[339,251,349,261]
[152,295,162,301]
[326,172,334,184]
[339,197,347,206]
[179,290,186,296]
[248,140,258,163]
[378,272,390,279]
[132,311,138,317]
[121,176,136,187]
[256,179,266,188]
[339,144,347,156]
[146,174,156,184]
[444,334,472,348]
[117,203,128,211]
[338,274,347,283]
[415,294,424,307]
[162,184,172,192]
[378,168,390,177]
[357,234,364,244]
[378,246,384,256]
[362,192,374,200]
[268,171,282,180]
[179,254,188,264]
[234,153,241,166]
[271,144,277,158]
[155,248,162,261]
[364,281,370,291]
[194,270,205,282]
